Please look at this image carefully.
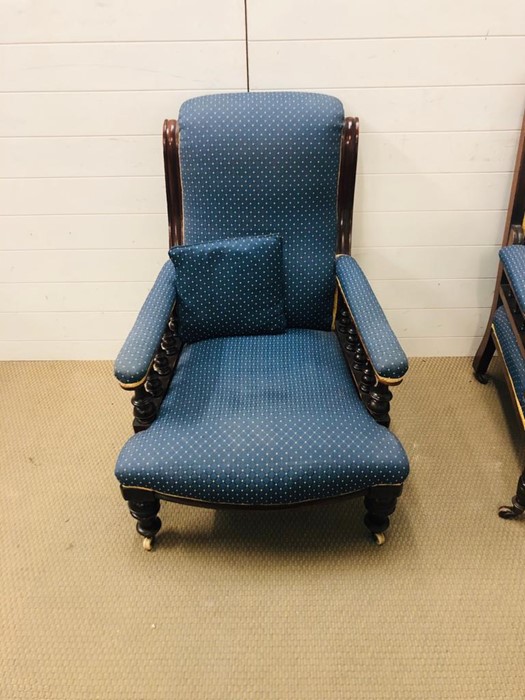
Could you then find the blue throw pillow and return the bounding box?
[169,235,286,343]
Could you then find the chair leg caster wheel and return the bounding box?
[498,504,524,520]
[373,532,386,546]
[474,371,489,385]
[143,537,155,551]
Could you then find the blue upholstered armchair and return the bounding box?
[114,93,410,550]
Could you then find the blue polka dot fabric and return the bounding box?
[115,330,409,505]
[169,235,286,343]
[178,92,344,331]
[336,256,409,380]
[114,261,177,385]
[493,305,525,411]
[499,245,525,315]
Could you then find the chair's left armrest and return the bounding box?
[335,255,408,383]
[114,260,177,388]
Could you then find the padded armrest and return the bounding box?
[335,255,408,381]
[499,245,525,315]
[114,260,177,387]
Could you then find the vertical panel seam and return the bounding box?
[244,0,250,91]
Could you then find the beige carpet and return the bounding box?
[1,357,525,700]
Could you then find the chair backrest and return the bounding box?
[177,92,345,330]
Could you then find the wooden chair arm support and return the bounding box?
[119,314,183,434]
[334,298,399,428]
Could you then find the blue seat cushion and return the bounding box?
[115,330,409,505]
[493,305,525,411]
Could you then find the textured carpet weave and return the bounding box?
[1,357,525,700]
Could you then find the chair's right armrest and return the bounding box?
[114,261,177,388]
[336,255,408,383]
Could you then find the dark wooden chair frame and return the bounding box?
[119,114,405,550]
[473,111,525,520]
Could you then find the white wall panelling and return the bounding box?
[354,173,511,212]
[351,211,507,247]
[0,137,162,178]
[357,131,519,175]
[1,42,245,92]
[0,215,167,250]
[248,0,525,39]
[328,86,525,133]
[0,341,122,361]
[248,38,525,89]
[353,246,500,281]
[248,7,525,357]
[370,280,496,311]
[1,0,244,43]
[1,0,525,358]
[0,282,154,314]
[0,0,246,359]
[0,90,234,137]
[0,311,137,342]
[0,250,168,284]
[0,177,166,216]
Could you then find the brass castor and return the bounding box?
[498,501,525,520]
[474,371,489,385]
[373,532,386,546]
[143,537,155,551]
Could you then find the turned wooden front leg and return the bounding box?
[121,487,162,550]
[127,498,162,539]
[364,484,403,544]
